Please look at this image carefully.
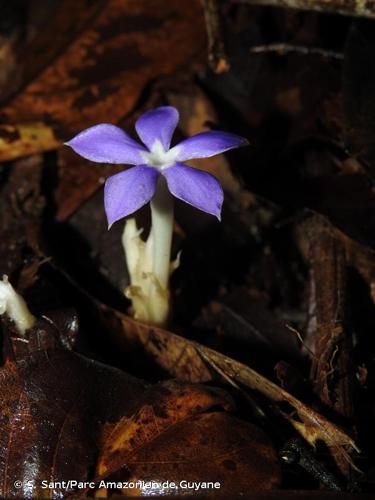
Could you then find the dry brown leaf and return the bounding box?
[0,0,206,221]
[0,316,145,498]
[97,380,281,496]
[100,305,359,470]
[0,0,206,141]
[0,1,105,104]
[99,380,234,476]
[166,86,248,199]
[0,123,60,161]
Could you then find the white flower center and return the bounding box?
[141,140,178,170]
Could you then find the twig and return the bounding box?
[197,345,267,419]
[233,0,375,19]
[285,324,319,361]
[250,43,343,59]
[201,0,230,73]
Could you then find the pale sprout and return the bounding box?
[0,275,36,334]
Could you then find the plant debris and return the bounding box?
[0,0,375,497]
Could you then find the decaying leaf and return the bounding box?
[0,1,105,104]
[0,155,46,283]
[0,0,206,140]
[166,86,245,198]
[196,292,300,362]
[0,316,145,498]
[97,380,281,495]
[100,305,359,470]
[0,0,207,221]
[1,1,374,494]
[0,123,60,161]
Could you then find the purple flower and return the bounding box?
[66,106,248,227]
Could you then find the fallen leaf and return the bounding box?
[0,123,60,161]
[166,85,245,197]
[196,289,300,363]
[1,0,206,139]
[99,305,359,471]
[0,1,105,104]
[0,315,145,498]
[0,155,45,279]
[0,0,206,222]
[97,380,281,495]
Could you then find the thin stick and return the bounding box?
[197,346,267,419]
[285,324,319,361]
[251,43,343,60]
[234,0,375,19]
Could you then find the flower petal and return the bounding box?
[163,163,223,220]
[104,166,159,227]
[135,106,179,151]
[66,124,147,164]
[171,130,248,161]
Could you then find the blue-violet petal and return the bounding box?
[66,124,147,164]
[163,162,223,220]
[135,106,179,151]
[104,165,159,227]
[171,130,248,161]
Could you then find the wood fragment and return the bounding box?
[298,216,356,477]
[250,43,343,60]
[235,0,375,19]
[303,216,354,420]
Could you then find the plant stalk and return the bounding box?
[123,176,175,327]
[150,176,174,290]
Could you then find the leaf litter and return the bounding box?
[1,0,375,496]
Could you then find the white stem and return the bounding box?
[0,275,35,334]
[149,177,174,290]
[122,177,177,327]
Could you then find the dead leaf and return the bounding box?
[0,1,105,104]
[97,380,281,496]
[98,379,234,475]
[1,0,205,139]
[166,86,245,198]
[0,0,206,221]
[0,123,60,161]
[0,315,145,498]
[0,156,45,280]
[196,289,300,363]
[99,305,359,471]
